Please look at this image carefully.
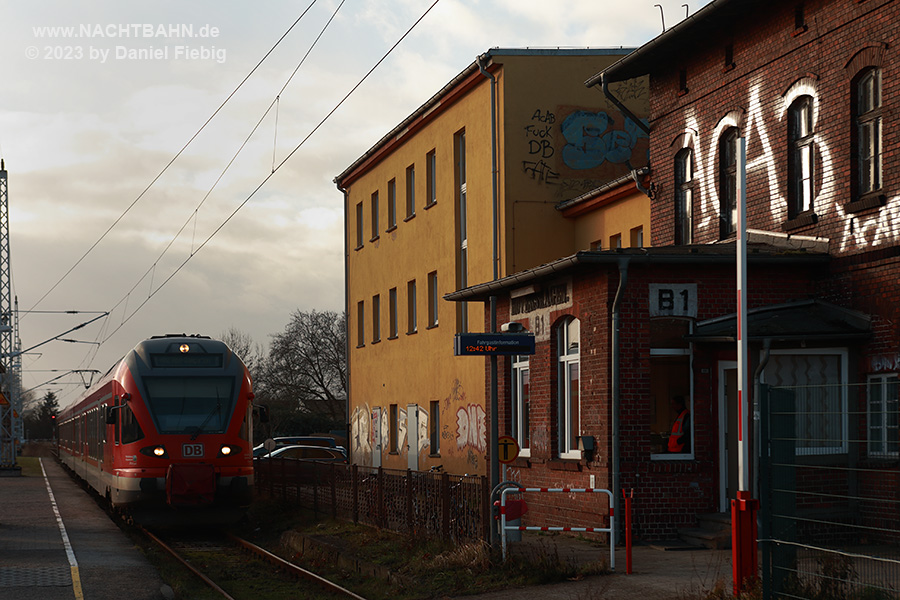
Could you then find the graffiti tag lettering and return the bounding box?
[523,159,560,184]
[456,403,486,452]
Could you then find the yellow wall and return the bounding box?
[571,190,651,250]
[341,50,649,476]
[344,73,493,474]
[496,53,649,275]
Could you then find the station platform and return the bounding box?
[0,456,170,600]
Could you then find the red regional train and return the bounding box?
[58,334,262,523]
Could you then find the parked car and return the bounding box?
[253,436,346,458]
[254,444,348,463]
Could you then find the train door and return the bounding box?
[371,407,382,468]
[407,404,419,470]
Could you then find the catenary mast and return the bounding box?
[0,159,19,471]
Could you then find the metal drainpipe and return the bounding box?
[476,53,499,282]
[477,53,501,546]
[335,180,352,464]
[599,72,650,135]
[611,257,630,546]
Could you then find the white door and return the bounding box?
[407,404,419,470]
[371,407,382,468]
[718,361,738,512]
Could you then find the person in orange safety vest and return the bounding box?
[668,395,690,453]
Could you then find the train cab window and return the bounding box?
[144,376,235,435]
[120,402,145,445]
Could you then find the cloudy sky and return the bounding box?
[2,0,710,409]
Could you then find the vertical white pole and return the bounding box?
[737,137,750,492]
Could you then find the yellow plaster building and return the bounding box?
[335,48,649,475]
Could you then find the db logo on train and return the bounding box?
[183,444,204,458]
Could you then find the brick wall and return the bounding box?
[486,258,822,540]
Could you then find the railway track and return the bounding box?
[140,527,368,600]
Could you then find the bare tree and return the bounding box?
[263,310,346,426]
[219,327,266,382]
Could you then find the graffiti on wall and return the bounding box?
[521,103,649,191]
[685,75,900,251]
[456,403,486,453]
[560,111,649,171]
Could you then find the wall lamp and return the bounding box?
[577,435,595,461]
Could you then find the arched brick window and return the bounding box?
[674,148,693,245]
[788,95,815,218]
[719,128,738,239]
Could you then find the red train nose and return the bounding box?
[166,463,216,507]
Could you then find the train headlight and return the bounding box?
[139,445,169,458]
[218,444,241,457]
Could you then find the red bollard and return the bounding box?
[731,490,759,596]
[622,489,633,574]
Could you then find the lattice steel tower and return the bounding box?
[0,159,18,469]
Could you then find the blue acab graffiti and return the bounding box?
[560,110,649,170]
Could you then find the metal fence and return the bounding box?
[254,460,490,544]
[759,382,900,599]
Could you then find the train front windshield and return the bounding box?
[143,377,236,435]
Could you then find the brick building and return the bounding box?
[450,0,899,542]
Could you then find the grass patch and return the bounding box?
[237,497,612,600]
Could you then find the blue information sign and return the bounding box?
[454,333,536,356]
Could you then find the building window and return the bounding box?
[405,164,416,219]
[388,287,398,339]
[867,374,898,457]
[674,148,693,244]
[426,149,437,207]
[854,68,882,199]
[557,316,581,459]
[429,400,440,456]
[788,96,815,218]
[355,201,364,248]
[724,43,735,70]
[407,279,417,334]
[427,271,438,328]
[794,4,807,33]
[372,294,380,343]
[356,300,365,348]
[650,318,693,458]
[762,349,849,455]
[387,178,397,230]
[678,68,688,95]
[719,127,738,239]
[389,404,399,453]
[455,130,468,333]
[609,233,622,249]
[370,191,379,241]
[630,226,644,248]
[512,354,530,457]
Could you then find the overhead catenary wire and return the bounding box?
[23,0,322,320]
[91,0,350,357]
[96,0,443,348]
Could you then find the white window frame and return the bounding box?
[867,373,898,458]
[649,349,694,460]
[512,354,531,457]
[762,348,849,456]
[558,317,581,459]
